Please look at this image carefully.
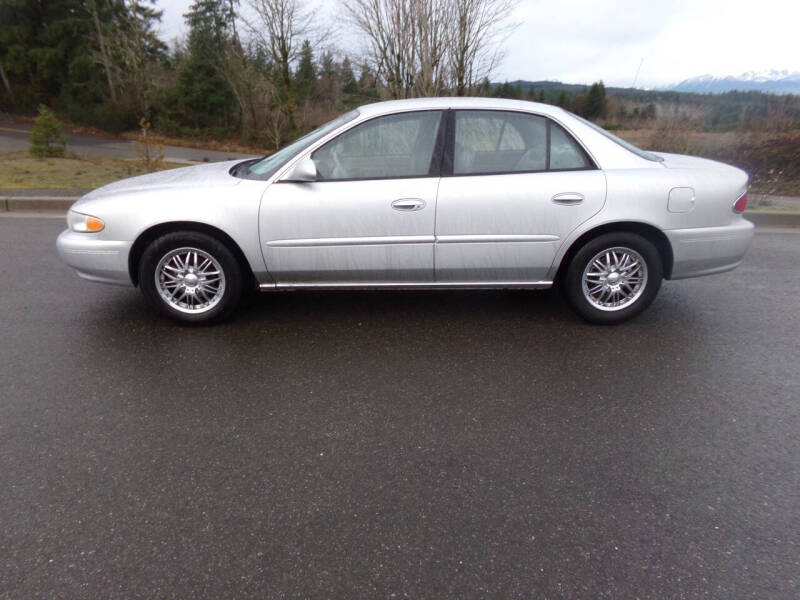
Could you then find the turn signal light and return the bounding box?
[733,192,748,213]
[86,216,105,231]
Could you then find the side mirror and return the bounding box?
[282,158,317,182]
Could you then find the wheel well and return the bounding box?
[128,221,256,287]
[555,222,674,282]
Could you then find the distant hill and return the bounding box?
[491,80,669,103]
[496,73,800,96]
[500,80,592,93]
[496,80,661,98]
[669,71,800,95]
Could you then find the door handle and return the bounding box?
[551,192,585,205]
[391,198,426,211]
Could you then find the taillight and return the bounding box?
[733,192,748,213]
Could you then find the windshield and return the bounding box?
[234,110,359,179]
[571,113,663,162]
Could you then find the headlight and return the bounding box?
[67,210,105,233]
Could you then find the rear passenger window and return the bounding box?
[453,110,592,175]
[550,122,591,170]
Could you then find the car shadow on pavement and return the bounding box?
[239,287,572,324]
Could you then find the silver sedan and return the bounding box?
[57,97,754,324]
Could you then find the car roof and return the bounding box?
[357,96,570,119]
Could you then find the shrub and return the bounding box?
[89,102,138,134]
[647,120,698,156]
[134,117,164,172]
[29,105,67,158]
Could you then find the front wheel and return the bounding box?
[138,231,244,324]
[563,232,663,324]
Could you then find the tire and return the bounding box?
[563,232,663,324]
[138,231,244,324]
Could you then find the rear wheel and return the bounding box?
[138,231,244,324]
[564,232,663,324]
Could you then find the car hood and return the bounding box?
[83,159,243,199]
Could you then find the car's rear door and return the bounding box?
[434,110,606,282]
[260,110,445,284]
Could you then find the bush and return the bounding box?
[727,131,800,192]
[647,120,698,156]
[29,105,67,158]
[88,102,138,134]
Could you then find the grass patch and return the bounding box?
[0,151,185,190]
[119,130,264,155]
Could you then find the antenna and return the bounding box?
[632,58,644,89]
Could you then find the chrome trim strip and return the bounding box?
[267,234,558,247]
[266,235,433,247]
[260,280,553,290]
[435,234,559,244]
[60,249,120,255]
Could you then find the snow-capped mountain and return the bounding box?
[670,71,800,94]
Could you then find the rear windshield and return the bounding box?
[571,113,663,162]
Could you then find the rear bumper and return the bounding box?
[56,229,134,286]
[665,218,754,280]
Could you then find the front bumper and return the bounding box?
[665,218,755,280]
[56,229,134,286]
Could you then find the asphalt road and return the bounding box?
[1,218,798,599]
[0,124,257,163]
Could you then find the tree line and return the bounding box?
[0,0,525,148]
[2,0,796,151]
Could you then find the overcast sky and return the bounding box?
[154,0,800,88]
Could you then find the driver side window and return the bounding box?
[313,111,443,181]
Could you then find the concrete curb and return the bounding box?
[745,211,800,228]
[2,195,799,228]
[1,196,77,212]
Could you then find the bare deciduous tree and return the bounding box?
[244,0,324,134]
[414,0,449,96]
[217,39,276,139]
[0,60,12,99]
[115,0,167,115]
[342,0,418,99]
[342,0,516,98]
[448,0,516,96]
[87,0,117,103]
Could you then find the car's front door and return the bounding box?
[260,110,445,285]
[435,110,606,282]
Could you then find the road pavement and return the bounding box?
[1,219,798,599]
[0,124,258,163]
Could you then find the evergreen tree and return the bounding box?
[178,0,236,128]
[495,81,521,100]
[293,40,316,105]
[0,0,96,107]
[571,93,588,117]
[30,105,67,158]
[340,57,358,96]
[475,77,491,97]
[586,81,607,119]
[317,51,338,105]
[358,62,378,98]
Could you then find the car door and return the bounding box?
[435,110,606,282]
[260,110,445,285]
